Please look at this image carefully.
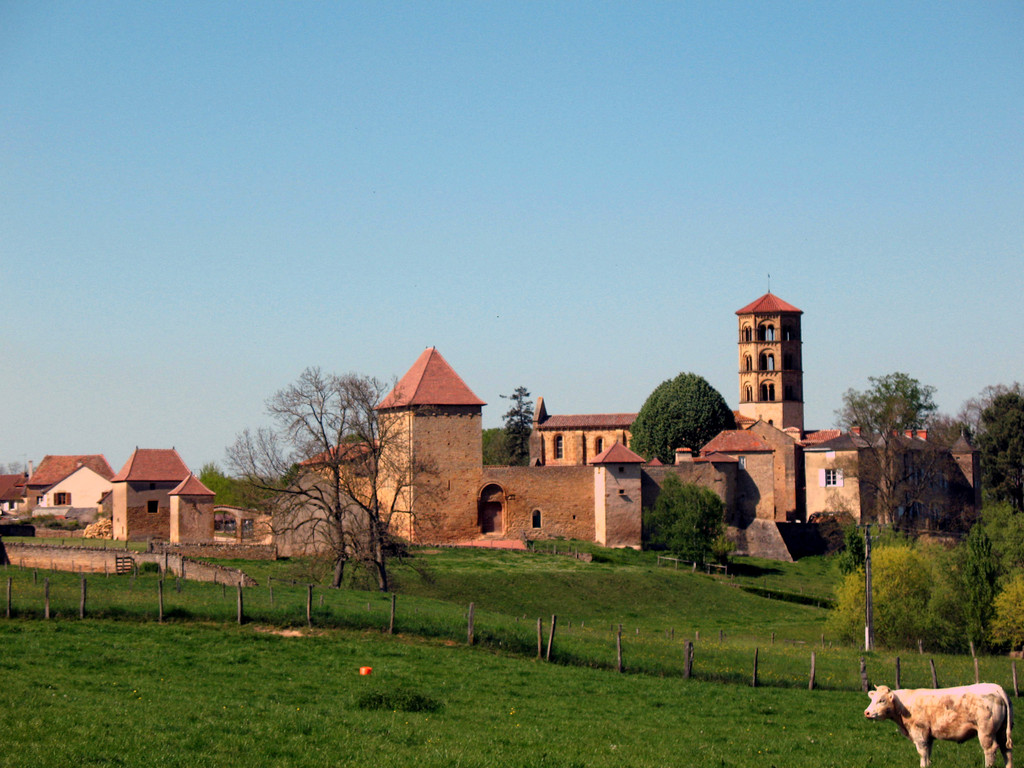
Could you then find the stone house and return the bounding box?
[111,448,194,541]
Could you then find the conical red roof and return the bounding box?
[377,348,485,409]
[735,292,802,315]
[590,442,645,465]
[169,473,215,497]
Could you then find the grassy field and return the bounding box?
[0,545,1017,767]
[0,620,1002,768]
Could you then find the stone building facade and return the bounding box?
[377,293,982,560]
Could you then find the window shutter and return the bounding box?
[818,469,826,487]
[836,469,844,488]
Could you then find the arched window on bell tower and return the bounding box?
[760,382,775,402]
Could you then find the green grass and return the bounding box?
[0,620,1005,768]
[0,543,1018,768]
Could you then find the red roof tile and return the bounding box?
[111,448,190,483]
[698,451,739,464]
[735,292,802,315]
[169,473,215,497]
[800,429,842,446]
[0,474,25,501]
[646,457,664,466]
[537,413,636,430]
[377,348,485,409]
[590,442,645,465]
[701,430,774,454]
[27,455,114,488]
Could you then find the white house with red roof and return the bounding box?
[23,455,114,517]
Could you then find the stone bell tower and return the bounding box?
[736,293,804,434]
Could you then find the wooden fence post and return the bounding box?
[970,640,976,658]
[684,641,693,679]
[389,593,396,635]
[930,659,938,688]
[467,603,475,646]
[158,579,164,623]
[809,651,816,691]
[860,657,869,692]
[1012,661,1018,698]
[80,576,86,619]
[306,584,313,627]
[546,614,557,661]
[918,639,924,655]
[44,578,50,620]
[974,657,980,684]
[616,625,623,673]
[236,583,244,625]
[752,648,759,688]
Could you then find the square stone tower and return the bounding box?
[736,293,804,434]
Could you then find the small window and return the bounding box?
[149,483,156,491]
[241,519,254,538]
[738,456,746,470]
[54,492,71,506]
[618,488,625,495]
[595,438,603,454]
[824,469,843,487]
[617,466,624,473]
[554,435,564,460]
[147,499,159,514]
[531,510,541,529]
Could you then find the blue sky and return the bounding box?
[2,2,1021,473]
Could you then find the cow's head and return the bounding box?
[865,686,897,720]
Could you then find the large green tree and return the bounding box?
[643,474,728,564]
[630,373,733,464]
[977,390,1024,512]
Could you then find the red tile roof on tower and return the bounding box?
[735,292,802,315]
[590,442,646,464]
[701,430,774,454]
[111,448,191,483]
[377,347,485,409]
[27,455,114,488]
[169,473,215,497]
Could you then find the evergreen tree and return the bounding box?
[500,386,534,466]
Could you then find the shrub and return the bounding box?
[355,685,443,713]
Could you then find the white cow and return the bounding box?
[865,683,1013,767]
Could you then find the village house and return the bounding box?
[22,455,114,520]
[110,448,214,542]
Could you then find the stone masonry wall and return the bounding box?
[4,543,258,585]
[480,466,595,542]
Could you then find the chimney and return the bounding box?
[851,427,861,436]
[917,429,928,441]
[675,448,694,464]
[905,429,914,438]
[27,460,33,478]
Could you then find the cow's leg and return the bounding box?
[981,732,1001,768]
[913,737,932,768]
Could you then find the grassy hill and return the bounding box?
[0,545,1014,767]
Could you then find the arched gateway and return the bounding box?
[477,484,505,534]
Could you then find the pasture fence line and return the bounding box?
[2,568,1022,697]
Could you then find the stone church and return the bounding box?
[380,293,981,560]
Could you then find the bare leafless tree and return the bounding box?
[227,368,425,590]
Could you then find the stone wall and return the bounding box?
[3,543,258,586]
[480,466,596,542]
[152,542,278,560]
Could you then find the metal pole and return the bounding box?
[864,523,874,652]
